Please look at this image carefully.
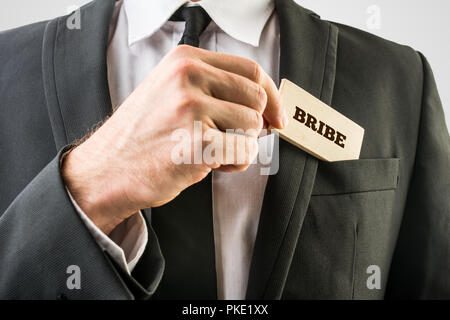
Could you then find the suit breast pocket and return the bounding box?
[283,158,400,299]
[311,158,400,196]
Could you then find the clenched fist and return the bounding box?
[62,45,286,234]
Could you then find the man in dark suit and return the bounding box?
[0,0,449,299]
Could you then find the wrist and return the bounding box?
[61,144,134,234]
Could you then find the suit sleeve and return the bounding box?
[69,188,149,274]
[0,148,164,299]
[386,53,450,299]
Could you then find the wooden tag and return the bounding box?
[274,79,364,162]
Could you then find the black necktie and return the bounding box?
[146,5,218,299]
[169,6,212,47]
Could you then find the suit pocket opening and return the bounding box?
[311,158,400,196]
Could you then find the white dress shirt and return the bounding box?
[72,0,280,300]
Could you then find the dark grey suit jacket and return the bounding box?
[0,0,449,299]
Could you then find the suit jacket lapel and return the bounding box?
[246,0,339,299]
[42,0,116,149]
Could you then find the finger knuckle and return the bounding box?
[253,111,264,131]
[251,61,263,84]
[174,58,198,77]
[255,84,267,112]
[244,109,263,134]
[172,44,194,56]
[177,90,201,113]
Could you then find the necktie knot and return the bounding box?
[169,6,212,47]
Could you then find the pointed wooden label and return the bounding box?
[274,79,364,162]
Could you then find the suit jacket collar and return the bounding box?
[42,0,339,299]
[42,0,116,150]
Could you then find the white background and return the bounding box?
[1,0,449,126]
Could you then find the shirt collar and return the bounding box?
[123,0,275,47]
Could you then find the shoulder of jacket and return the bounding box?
[329,21,422,73]
[0,20,52,68]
